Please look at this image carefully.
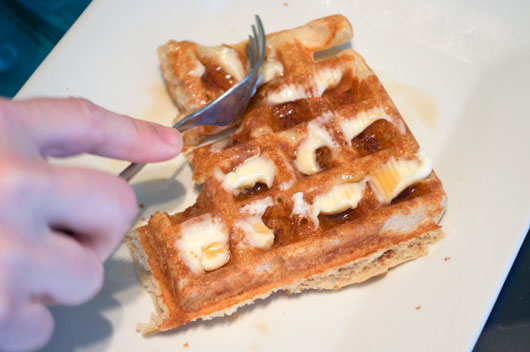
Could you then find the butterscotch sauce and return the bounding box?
[380,78,439,128]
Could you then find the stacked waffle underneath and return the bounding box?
[127,15,447,334]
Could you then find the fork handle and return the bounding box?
[118,117,191,182]
[118,162,147,181]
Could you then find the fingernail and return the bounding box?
[156,126,182,149]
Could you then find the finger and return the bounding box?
[0,232,103,307]
[1,97,182,162]
[0,299,53,352]
[34,232,105,306]
[41,164,138,261]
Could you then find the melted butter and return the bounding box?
[175,214,230,274]
[314,182,366,214]
[290,149,433,223]
[294,122,335,175]
[221,156,276,195]
[290,181,366,226]
[237,197,274,249]
[369,149,432,203]
[202,242,228,260]
[267,84,307,105]
[339,107,391,143]
[267,67,343,104]
[237,219,274,249]
[260,50,284,83]
[290,192,319,225]
[197,45,245,81]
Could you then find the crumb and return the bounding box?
[141,217,146,222]
[183,342,189,348]
[415,305,422,310]
[444,256,451,261]
[283,2,288,6]
[139,203,144,208]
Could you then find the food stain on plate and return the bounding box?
[254,320,269,334]
[380,77,439,129]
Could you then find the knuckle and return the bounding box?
[71,97,104,143]
[130,118,146,141]
[0,158,40,206]
[75,97,97,113]
[0,160,22,195]
[0,241,27,274]
[74,97,102,128]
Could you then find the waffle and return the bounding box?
[157,15,353,145]
[127,14,447,334]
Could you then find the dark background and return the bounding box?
[0,1,528,350]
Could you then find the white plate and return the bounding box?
[17,1,530,351]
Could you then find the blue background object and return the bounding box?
[0,0,90,97]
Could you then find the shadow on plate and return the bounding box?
[39,258,138,352]
[132,163,189,220]
[152,269,388,338]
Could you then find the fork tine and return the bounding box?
[245,43,252,67]
[255,15,266,64]
[251,25,259,68]
[248,34,256,67]
[252,24,258,47]
[246,39,254,68]
[251,32,260,68]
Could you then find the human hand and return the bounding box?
[0,97,182,351]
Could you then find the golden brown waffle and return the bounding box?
[127,14,447,334]
[158,15,353,145]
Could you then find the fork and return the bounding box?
[119,15,266,181]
